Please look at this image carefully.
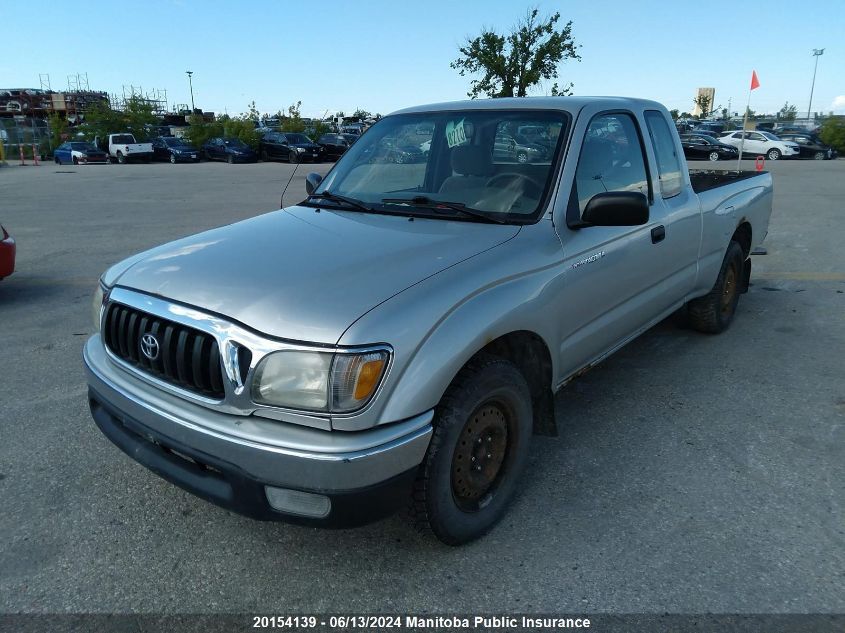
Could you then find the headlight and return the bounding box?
[251,348,389,413]
[295,147,306,153]
[92,281,107,331]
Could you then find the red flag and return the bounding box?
[750,70,760,91]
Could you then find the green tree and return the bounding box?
[451,7,581,98]
[281,101,305,133]
[693,94,711,119]
[669,109,680,121]
[47,113,69,151]
[83,98,158,145]
[818,116,845,154]
[777,101,798,121]
[352,108,371,120]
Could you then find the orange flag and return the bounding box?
[750,71,760,91]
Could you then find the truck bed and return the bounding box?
[689,170,766,194]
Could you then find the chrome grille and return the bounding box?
[102,302,225,399]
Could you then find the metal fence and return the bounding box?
[0,117,52,160]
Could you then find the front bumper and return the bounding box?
[0,230,15,279]
[83,336,433,526]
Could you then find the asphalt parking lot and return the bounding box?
[0,158,843,615]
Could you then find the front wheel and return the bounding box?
[54,156,61,164]
[411,354,532,545]
[227,154,234,164]
[288,150,299,164]
[687,241,745,334]
[767,148,781,161]
[814,151,825,160]
[516,151,528,163]
[170,153,177,164]
[708,151,720,162]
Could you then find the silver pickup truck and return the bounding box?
[84,97,772,544]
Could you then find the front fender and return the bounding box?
[337,222,565,429]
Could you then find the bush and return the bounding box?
[818,117,845,154]
[183,114,260,151]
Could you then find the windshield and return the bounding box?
[164,137,192,147]
[313,110,568,222]
[224,139,248,148]
[70,142,98,151]
[284,133,312,144]
[761,132,781,141]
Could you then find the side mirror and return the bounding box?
[305,172,323,195]
[581,192,649,227]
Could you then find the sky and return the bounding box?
[2,0,843,119]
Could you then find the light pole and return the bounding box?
[185,70,195,113]
[807,49,824,121]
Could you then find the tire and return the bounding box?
[411,354,533,545]
[517,151,528,164]
[116,151,125,164]
[227,154,234,164]
[204,150,211,161]
[814,151,825,160]
[261,148,269,161]
[766,148,781,161]
[170,153,177,164]
[708,151,720,162]
[54,156,61,164]
[288,150,299,164]
[687,241,745,334]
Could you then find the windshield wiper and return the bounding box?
[381,196,506,224]
[307,190,374,212]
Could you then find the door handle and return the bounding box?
[651,225,666,244]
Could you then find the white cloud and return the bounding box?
[831,95,845,114]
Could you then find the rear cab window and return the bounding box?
[644,110,683,199]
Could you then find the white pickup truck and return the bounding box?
[97,133,154,164]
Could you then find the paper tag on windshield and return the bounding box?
[445,119,468,148]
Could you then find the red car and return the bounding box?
[0,225,15,280]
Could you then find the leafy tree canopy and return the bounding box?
[451,7,581,98]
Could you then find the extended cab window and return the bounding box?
[574,113,649,213]
[644,110,682,199]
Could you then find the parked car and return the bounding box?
[151,137,200,163]
[776,133,837,160]
[718,131,800,160]
[201,137,258,163]
[258,132,323,163]
[679,134,739,161]
[53,141,109,165]
[315,133,358,160]
[691,122,729,137]
[364,136,426,164]
[84,96,772,544]
[0,224,15,280]
[493,132,548,163]
[95,133,154,164]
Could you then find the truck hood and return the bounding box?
[111,206,519,344]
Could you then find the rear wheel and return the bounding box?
[766,148,781,161]
[517,151,528,163]
[116,151,125,164]
[708,151,720,162]
[261,148,269,161]
[814,151,825,160]
[288,150,299,164]
[54,156,61,164]
[411,354,532,545]
[227,154,234,164]
[687,241,745,334]
[170,153,177,164]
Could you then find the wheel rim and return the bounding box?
[517,152,527,163]
[170,154,176,163]
[814,152,824,160]
[451,402,510,512]
[709,151,719,161]
[721,260,739,315]
[768,150,779,160]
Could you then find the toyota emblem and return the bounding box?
[140,333,160,360]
